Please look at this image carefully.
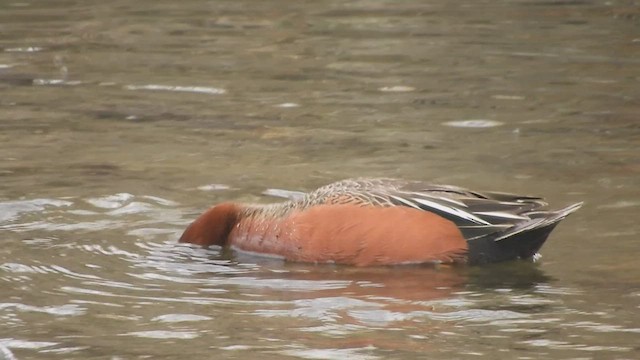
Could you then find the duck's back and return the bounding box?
[244,178,581,265]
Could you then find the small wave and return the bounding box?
[275,102,300,108]
[379,85,415,92]
[0,303,85,316]
[521,339,631,352]
[256,297,381,322]
[85,193,135,209]
[0,344,16,360]
[151,314,212,323]
[125,84,226,95]
[0,339,56,350]
[33,79,82,86]
[4,46,43,52]
[0,199,72,223]
[443,120,504,128]
[280,346,380,360]
[122,330,199,339]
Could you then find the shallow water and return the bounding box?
[1,0,639,359]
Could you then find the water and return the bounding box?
[1,0,639,359]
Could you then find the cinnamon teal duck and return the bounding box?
[179,178,582,266]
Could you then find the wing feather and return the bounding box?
[298,178,580,243]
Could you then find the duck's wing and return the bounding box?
[381,182,574,241]
[293,178,581,264]
[299,178,581,241]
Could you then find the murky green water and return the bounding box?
[1,0,639,359]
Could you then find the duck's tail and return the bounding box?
[467,202,583,265]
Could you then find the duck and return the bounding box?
[179,178,582,266]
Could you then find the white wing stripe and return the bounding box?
[411,197,491,225]
[474,211,529,220]
[388,195,422,210]
[409,192,468,207]
[494,219,545,241]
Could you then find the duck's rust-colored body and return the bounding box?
[179,178,582,266]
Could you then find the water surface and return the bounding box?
[1,0,639,359]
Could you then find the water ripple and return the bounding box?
[4,46,43,52]
[78,244,141,259]
[0,303,85,316]
[125,84,226,95]
[280,346,379,360]
[0,199,72,223]
[0,344,16,360]
[521,339,631,352]
[151,314,212,323]
[299,324,369,336]
[122,330,199,339]
[0,339,56,351]
[7,219,124,232]
[571,322,640,334]
[1,263,50,274]
[256,297,381,322]
[1,191,637,359]
[85,193,134,209]
[443,120,504,128]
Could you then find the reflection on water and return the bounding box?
[1,0,639,359]
[2,191,639,359]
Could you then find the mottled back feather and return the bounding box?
[260,178,582,242]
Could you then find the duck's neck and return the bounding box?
[238,201,296,219]
[179,202,241,247]
[179,201,298,247]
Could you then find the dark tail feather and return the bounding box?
[467,202,583,265]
